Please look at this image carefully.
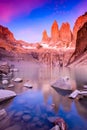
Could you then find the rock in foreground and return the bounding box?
[0,89,16,102]
[50,125,60,130]
[0,109,7,120]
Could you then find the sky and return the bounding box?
[0,0,87,43]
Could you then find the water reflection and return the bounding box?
[0,61,87,130]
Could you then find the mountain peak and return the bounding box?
[60,22,72,43]
[51,20,59,42]
[42,29,49,43]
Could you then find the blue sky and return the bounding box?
[0,0,87,43]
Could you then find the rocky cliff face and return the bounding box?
[0,25,15,41]
[41,20,72,47]
[75,22,87,57]
[60,22,72,44]
[0,25,30,59]
[41,12,87,48]
[73,12,87,46]
[51,20,59,43]
[67,22,87,65]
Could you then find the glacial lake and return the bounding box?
[0,61,87,130]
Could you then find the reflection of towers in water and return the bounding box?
[38,65,52,82]
[75,100,87,119]
[42,83,52,104]
[51,87,72,113]
[51,88,61,113]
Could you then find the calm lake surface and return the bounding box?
[0,61,87,130]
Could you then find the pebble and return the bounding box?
[2,80,9,85]
[14,116,21,121]
[8,84,15,88]
[33,117,39,122]
[14,111,23,117]
[23,110,30,114]
[23,83,33,88]
[14,78,23,82]
[37,121,43,126]
[10,68,19,72]
[22,115,31,121]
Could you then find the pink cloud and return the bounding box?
[0,0,49,22]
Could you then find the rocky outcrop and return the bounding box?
[60,22,72,46]
[51,20,59,43]
[42,30,50,43]
[0,25,15,41]
[67,22,87,65]
[0,89,16,102]
[0,62,10,74]
[73,12,87,46]
[41,12,87,48]
[41,21,72,47]
[75,22,87,56]
[0,25,31,59]
[0,25,17,53]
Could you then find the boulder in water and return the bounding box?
[23,82,33,88]
[0,89,16,102]
[69,90,80,98]
[14,78,23,82]
[52,77,72,90]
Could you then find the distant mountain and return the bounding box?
[60,22,72,44]
[51,20,60,43]
[0,25,36,52]
[41,12,87,49]
[0,25,31,59]
[42,30,50,43]
[41,21,72,48]
[0,12,87,65]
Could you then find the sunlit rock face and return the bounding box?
[0,25,15,41]
[42,30,50,43]
[60,22,72,46]
[51,20,60,43]
[0,25,29,58]
[73,12,87,46]
[0,25,16,52]
[41,21,72,48]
